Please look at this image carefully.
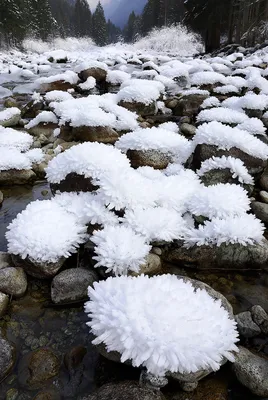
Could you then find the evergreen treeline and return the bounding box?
[0,0,121,47]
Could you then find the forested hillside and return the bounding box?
[0,0,268,51]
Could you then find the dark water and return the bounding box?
[0,185,267,399]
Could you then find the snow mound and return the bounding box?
[78,76,96,91]
[201,97,220,109]
[53,96,138,131]
[0,148,32,171]
[197,107,247,125]
[25,111,58,129]
[185,214,265,247]
[85,274,238,376]
[25,148,44,164]
[36,70,79,85]
[91,225,151,275]
[188,183,250,219]
[193,121,268,160]
[0,107,21,125]
[46,142,130,184]
[117,79,164,105]
[44,90,73,103]
[197,156,254,185]
[191,71,226,86]
[6,200,88,263]
[107,70,130,85]
[0,127,33,151]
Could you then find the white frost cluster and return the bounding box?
[197,107,247,125]
[0,107,21,125]
[6,200,88,263]
[193,121,268,160]
[91,225,151,275]
[185,214,265,247]
[25,111,58,129]
[0,127,33,151]
[85,274,239,376]
[117,79,164,105]
[197,156,254,185]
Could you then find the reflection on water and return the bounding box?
[0,182,51,251]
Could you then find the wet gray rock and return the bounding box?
[51,268,98,304]
[0,292,9,317]
[260,190,268,204]
[0,169,36,186]
[200,168,253,194]
[127,149,172,169]
[78,67,107,83]
[72,125,119,144]
[235,311,261,338]
[260,166,268,191]
[83,381,166,400]
[180,123,196,137]
[251,305,268,334]
[252,201,268,224]
[0,267,27,298]
[134,253,162,276]
[232,346,268,397]
[119,100,157,117]
[163,239,268,271]
[192,144,266,174]
[28,122,58,138]
[18,348,60,390]
[11,254,65,279]
[0,190,3,206]
[0,337,15,381]
[173,94,209,117]
[0,252,12,269]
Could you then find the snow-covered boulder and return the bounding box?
[85,274,238,387]
[25,111,58,138]
[76,60,108,83]
[0,107,21,127]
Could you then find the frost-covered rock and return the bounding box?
[76,61,108,82]
[85,274,238,378]
[0,107,21,127]
[51,268,98,304]
[0,126,33,151]
[232,347,268,397]
[6,200,88,272]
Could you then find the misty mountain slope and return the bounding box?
[105,0,147,27]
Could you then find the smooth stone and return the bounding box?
[72,125,119,144]
[0,292,9,317]
[78,67,107,83]
[21,100,43,119]
[137,253,162,275]
[11,254,65,279]
[83,381,166,400]
[0,337,16,381]
[127,149,172,169]
[51,268,98,304]
[28,122,58,138]
[119,100,157,117]
[232,346,268,397]
[33,390,61,400]
[180,123,196,137]
[0,169,36,186]
[0,190,3,206]
[163,239,268,270]
[40,80,74,93]
[18,348,60,390]
[251,305,268,334]
[252,201,268,224]
[260,191,268,204]
[0,267,27,298]
[235,311,261,338]
[173,94,209,117]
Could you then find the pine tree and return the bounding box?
[92,1,108,46]
[107,19,122,43]
[124,11,137,42]
[0,0,26,46]
[73,0,92,37]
